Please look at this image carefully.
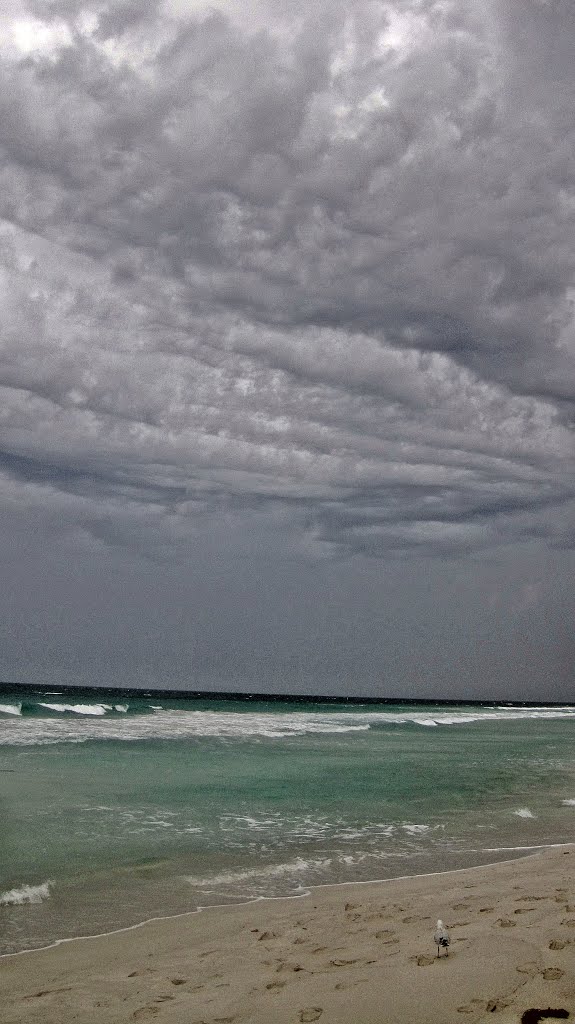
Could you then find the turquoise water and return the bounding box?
[1,688,575,954]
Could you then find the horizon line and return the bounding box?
[0,680,573,708]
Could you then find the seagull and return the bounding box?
[434,919,450,957]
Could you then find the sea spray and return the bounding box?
[0,881,53,906]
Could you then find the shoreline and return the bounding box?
[3,843,570,961]
[4,845,575,1023]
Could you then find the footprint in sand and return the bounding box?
[542,968,565,981]
[23,987,73,1000]
[549,940,569,950]
[497,918,517,927]
[515,908,535,914]
[452,903,470,911]
[133,1007,160,1020]
[486,998,513,1012]
[560,919,575,927]
[330,958,359,967]
[266,980,286,991]
[299,1009,323,1022]
[516,962,540,977]
[414,955,435,967]
[170,978,187,985]
[276,962,305,973]
[457,998,485,1014]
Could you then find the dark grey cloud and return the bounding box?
[0,0,574,692]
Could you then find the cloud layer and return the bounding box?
[0,1,574,692]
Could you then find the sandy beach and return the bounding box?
[3,847,575,1024]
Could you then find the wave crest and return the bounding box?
[1,703,575,746]
[0,704,22,716]
[0,881,53,906]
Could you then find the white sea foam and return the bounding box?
[184,838,443,892]
[2,704,575,745]
[38,703,113,716]
[222,814,285,831]
[497,705,575,711]
[561,799,575,806]
[513,808,536,818]
[0,704,22,716]
[484,843,573,852]
[0,881,53,906]
[206,813,435,847]
[222,814,350,838]
[185,856,333,888]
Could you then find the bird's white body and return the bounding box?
[434,919,450,955]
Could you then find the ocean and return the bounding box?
[1,686,575,955]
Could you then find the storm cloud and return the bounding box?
[0,0,574,695]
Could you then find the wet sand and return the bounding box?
[3,846,575,1023]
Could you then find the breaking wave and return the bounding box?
[1,699,575,746]
[185,856,332,889]
[0,881,53,906]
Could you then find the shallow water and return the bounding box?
[1,687,575,954]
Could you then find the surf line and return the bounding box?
[2,843,574,961]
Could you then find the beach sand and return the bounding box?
[3,847,575,1024]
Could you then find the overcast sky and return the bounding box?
[0,0,574,698]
